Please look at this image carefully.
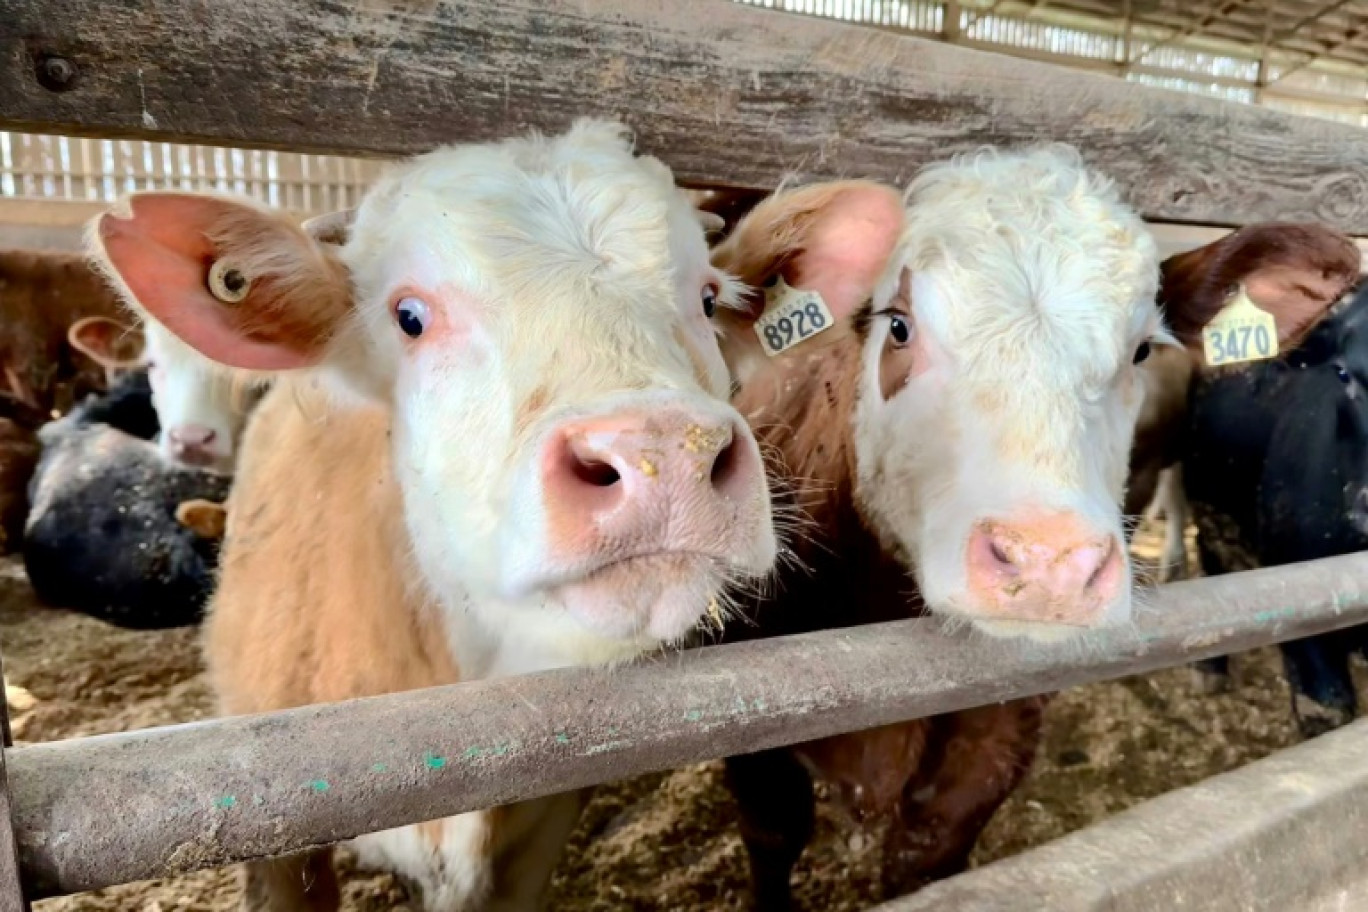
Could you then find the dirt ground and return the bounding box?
[3,520,1313,912]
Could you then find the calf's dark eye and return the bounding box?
[1133,341,1152,365]
[702,286,718,319]
[1337,365,1352,385]
[395,297,430,339]
[889,314,911,347]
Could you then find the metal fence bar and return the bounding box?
[876,716,1368,912]
[11,552,1368,897]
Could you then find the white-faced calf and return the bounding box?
[67,314,258,474]
[710,148,1163,906]
[89,120,777,912]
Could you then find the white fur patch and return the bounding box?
[852,146,1162,634]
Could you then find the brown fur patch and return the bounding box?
[0,248,126,425]
[515,385,551,437]
[175,498,228,540]
[1160,223,1361,352]
[672,325,714,391]
[203,204,353,356]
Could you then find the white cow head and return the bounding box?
[88,120,777,658]
[67,315,253,474]
[716,147,1164,641]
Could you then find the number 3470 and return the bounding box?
[1207,324,1272,364]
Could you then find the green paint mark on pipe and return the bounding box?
[215,795,237,810]
[425,753,447,770]
[685,709,703,722]
[554,732,571,744]
[463,746,483,760]
[309,780,330,793]
[372,763,388,774]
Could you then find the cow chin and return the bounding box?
[963,615,1097,644]
[555,553,722,644]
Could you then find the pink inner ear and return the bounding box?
[97,195,318,372]
[67,316,144,369]
[785,185,906,323]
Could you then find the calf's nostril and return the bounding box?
[989,539,1013,568]
[571,456,620,488]
[709,435,740,488]
[1086,539,1119,591]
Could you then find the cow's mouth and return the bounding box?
[557,552,725,642]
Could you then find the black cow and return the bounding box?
[1186,283,1368,736]
[23,369,230,629]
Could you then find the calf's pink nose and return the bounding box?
[166,425,220,467]
[541,408,759,552]
[965,513,1124,626]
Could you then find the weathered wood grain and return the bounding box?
[1,0,1367,229]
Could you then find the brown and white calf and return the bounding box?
[66,315,261,474]
[709,149,1166,907]
[89,120,777,912]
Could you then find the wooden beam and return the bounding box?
[1268,24,1367,84]
[1127,0,1253,65]
[1267,0,1358,45]
[3,0,1368,230]
[1254,0,1276,102]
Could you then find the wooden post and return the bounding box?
[0,653,29,912]
[943,0,962,41]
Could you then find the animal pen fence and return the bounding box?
[1,1,1368,910]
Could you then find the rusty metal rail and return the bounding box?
[12,552,1368,897]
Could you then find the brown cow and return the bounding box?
[0,249,124,421]
[0,249,129,552]
[708,160,1350,908]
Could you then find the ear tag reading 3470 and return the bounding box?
[754,277,835,357]
[1202,285,1279,367]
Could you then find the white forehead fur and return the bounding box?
[875,145,1161,392]
[331,119,735,399]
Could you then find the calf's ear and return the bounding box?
[67,316,145,372]
[710,180,905,339]
[301,208,356,247]
[1159,223,1361,353]
[87,192,353,372]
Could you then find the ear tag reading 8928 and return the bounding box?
[1202,285,1279,367]
[754,277,836,357]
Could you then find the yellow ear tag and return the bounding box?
[754,277,835,357]
[1202,285,1279,367]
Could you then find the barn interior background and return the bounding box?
[3,0,1366,251]
[2,0,1368,911]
